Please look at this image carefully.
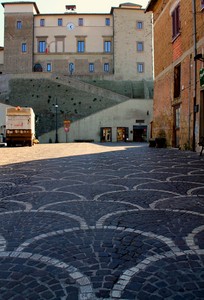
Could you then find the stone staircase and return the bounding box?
[0,73,129,102]
[50,74,129,102]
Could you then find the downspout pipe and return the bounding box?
[192,0,197,151]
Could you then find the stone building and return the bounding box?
[146,0,204,151]
[0,2,154,143]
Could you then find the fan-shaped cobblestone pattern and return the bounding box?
[0,143,204,299]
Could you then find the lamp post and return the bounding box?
[55,99,59,143]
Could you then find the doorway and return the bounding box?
[69,63,74,75]
[133,125,147,142]
[117,127,128,142]
[173,105,180,148]
[200,90,204,138]
[101,127,112,142]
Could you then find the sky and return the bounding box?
[0,0,149,46]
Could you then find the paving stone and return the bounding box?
[0,143,204,299]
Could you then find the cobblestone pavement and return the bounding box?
[0,143,204,300]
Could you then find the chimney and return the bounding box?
[65,5,76,11]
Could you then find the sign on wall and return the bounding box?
[64,120,71,132]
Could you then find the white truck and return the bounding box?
[6,107,35,146]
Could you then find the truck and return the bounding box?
[6,107,35,146]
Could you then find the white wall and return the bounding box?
[39,98,153,143]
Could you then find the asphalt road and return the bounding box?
[0,143,204,299]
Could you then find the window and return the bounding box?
[38,41,46,53]
[172,4,180,39]
[40,19,45,27]
[104,41,111,53]
[56,40,64,53]
[78,18,83,26]
[174,64,181,98]
[47,63,52,72]
[137,63,144,73]
[137,21,143,29]
[89,63,94,72]
[104,63,109,72]
[21,43,27,53]
[58,18,63,26]
[17,21,22,29]
[137,42,144,52]
[77,41,85,52]
[105,18,110,26]
[202,0,204,10]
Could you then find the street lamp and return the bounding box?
[55,99,59,143]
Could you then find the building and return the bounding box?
[146,0,204,151]
[0,2,154,143]
[1,1,153,80]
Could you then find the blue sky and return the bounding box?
[0,0,149,46]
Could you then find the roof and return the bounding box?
[119,2,142,8]
[145,0,158,12]
[36,13,110,17]
[110,2,144,13]
[1,2,40,14]
[65,5,76,10]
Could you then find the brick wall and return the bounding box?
[152,71,173,144]
[172,36,182,61]
[151,0,204,150]
[4,13,34,73]
[153,6,172,76]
